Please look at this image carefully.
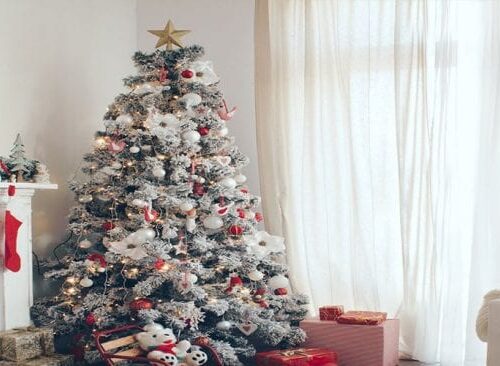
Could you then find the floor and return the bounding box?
[400,361,436,366]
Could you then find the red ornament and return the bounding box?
[254,287,267,296]
[240,188,249,194]
[181,69,194,78]
[159,67,168,83]
[193,182,205,196]
[225,274,244,293]
[86,253,107,268]
[85,313,96,326]
[228,225,244,236]
[144,206,159,222]
[194,336,210,347]
[129,298,154,311]
[154,259,166,270]
[237,208,246,219]
[274,287,288,296]
[198,127,210,136]
[255,212,264,222]
[102,221,115,231]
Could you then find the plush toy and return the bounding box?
[135,323,191,365]
[184,345,208,366]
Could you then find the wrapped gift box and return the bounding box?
[0,354,73,366]
[300,319,399,366]
[256,347,338,366]
[0,327,54,361]
[319,306,344,321]
[337,311,387,325]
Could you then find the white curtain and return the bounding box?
[255,1,500,364]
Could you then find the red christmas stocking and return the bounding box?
[4,185,22,272]
[4,211,22,272]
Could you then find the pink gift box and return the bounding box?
[300,318,399,366]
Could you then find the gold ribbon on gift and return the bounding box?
[279,348,312,360]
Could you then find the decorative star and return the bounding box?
[148,20,190,50]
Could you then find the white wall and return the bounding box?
[136,0,259,195]
[0,0,137,257]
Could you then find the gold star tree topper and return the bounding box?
[148,20,190,50]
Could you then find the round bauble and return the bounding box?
[135,228,156,242]
[228,225,244,236]
[102,221,115,231]
[268,274,290,290]
[116,114,133,124]
[203,215,224,229]
[255,212,264,222]
[274,288,288,295]
[181,69,194,78]
[78,195,93,204]
[85,313,96,326]
[179,202,194,212]
[220,177,237,189]
[80,277,93,288]
[217,127,229,137]
[182,130,201,143]
[129,298,154,311]
[216,320,232,331]
[78,239,93,249]
[181,93,202,107]
[131,198,147,207]
[152,167,166,178]
[198,127,210,136]
[129,146,140,153]
[234,174,247,184]
[248,270,264,282]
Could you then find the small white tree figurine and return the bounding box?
[9,134,30,182]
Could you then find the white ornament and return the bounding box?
[135,228,156,242]
[78,195,93,203]
[238,322,258,336]
[268,274,290,290]
[216,320,232,331]
[80,277,93,288]
[203,215,224,229]
[116,114,133,124]
[182,130,201,143]
[111,162,122,169]
[78,239,93,249]
[180,93,202,108]
[217,127,229,137]
[248,270,264,282]
[234,174,247,184]
[130,146,140,153]
[152,167,166,178]
[132,198,147,207]
[186,217,196,233]
[246,231,286,258]
[220,177,237,189]
[183,61,219,85]
[179,202,194,212]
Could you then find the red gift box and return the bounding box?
[256,347,338,366]
[337,311,387,325]
[319,306,344,321]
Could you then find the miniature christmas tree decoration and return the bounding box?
[9,134,30,182]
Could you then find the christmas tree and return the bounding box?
[9,134,31,181]
[32,21,308,365]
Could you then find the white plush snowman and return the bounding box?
[135,323,191,365]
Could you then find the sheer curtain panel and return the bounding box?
[255,1,500,364]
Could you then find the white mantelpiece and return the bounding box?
[0,182,57,330]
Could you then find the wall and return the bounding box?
[0,0,137,260]
[136,0,259,194]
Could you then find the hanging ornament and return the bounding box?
[234,174,247,184]
[85,253,106,273]
[213,202,234,216]
[237,208,246,219]
[159,67,168,83]
[217,100,237,121]
[152,166,166,178]
[268,274,290,296]
[102,221,115,231]
[133,228,156,242]
[80,277,94,288]
[180,93,202,108]
[177,272,198,293]
[203,215,223,229]
[182,130,201,143]
[198,127,210,136]
[129,146,140,153]
[193,182,205,196]
[220,177,237,189]
[247,269,264,282]
[216,320,232,331]
[179,202,194,212]
[143,206,159,222]
[274,288,288,295]
[228,225,244,237]
[78,194,93,203]
[255,212,264,222]
[85,313,96,326]
[225,273,244,293]
[238,321,257,336]
[78,239,93,249]
[173,240,189,255]
[154,259,170,272]
[107,139,126,153]
[181,69,194,79]
[252,288,269,308]
[129,298,154,311]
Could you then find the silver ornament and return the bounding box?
[216,320,232,331]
